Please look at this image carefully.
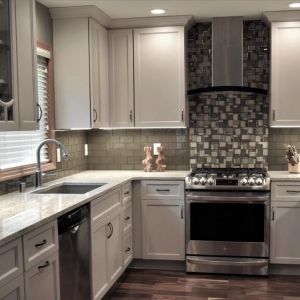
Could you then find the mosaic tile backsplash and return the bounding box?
[188,20,270,169]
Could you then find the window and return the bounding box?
[0,45,56,180]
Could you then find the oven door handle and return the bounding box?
[186,195,269,204]
[186,256,268,267]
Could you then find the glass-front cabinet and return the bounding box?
[0,0,18,128]
[0,0,38,131]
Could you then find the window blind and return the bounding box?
[0,55,49,170]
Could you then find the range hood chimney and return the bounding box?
[188,17,268,96]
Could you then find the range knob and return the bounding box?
[255,178,263,185]
[199,177,207,185]
[192,177,200,185]
[207,177,214,185]
[240,178,248,185]
[248,177,255,186]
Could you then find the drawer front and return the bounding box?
[141,180,184,200]
[272,182,300,201]
[123,232,133,268]
[0,275,25,300]
[0,238,23,288]
[121,182,132,205]
[123,203,132,234]
[91,188,121,225]
[23,221,58,271]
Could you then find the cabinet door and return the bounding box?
[107,207,123,284]
[91,218,109,300]
[0,275,24,300]
[271,201,300,264]
[0,0,19,130]
[24,252,60,300]
[270,22,300,127]
[15,0,38,130]
[142,199,185,260]
[134,27,186,128]
[89,19,109,128]
[108,29,134,128]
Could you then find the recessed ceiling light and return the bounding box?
[150,9,166,15]
[289,2,300,8]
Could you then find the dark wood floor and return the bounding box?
[105,269,300,300]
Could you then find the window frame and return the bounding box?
[0,42,56,182]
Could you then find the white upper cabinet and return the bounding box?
[53,17,109,129]
[0,0,38,131]
[108,29,134,128]
[134,27,186,128]
[270,21,300,127]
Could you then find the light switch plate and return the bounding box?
[153,143,161,155]
[84,144,89,156]
[56,148,61,162]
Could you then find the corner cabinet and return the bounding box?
[53,17,109,129]
[108,26,187,128]
[0,0,38,131]
[270,21,300,127]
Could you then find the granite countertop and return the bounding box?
[269,171,300,181]
[0,170,189,247]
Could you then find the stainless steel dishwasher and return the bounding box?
[58,204,90,300]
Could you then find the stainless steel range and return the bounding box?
[185,168,270,276]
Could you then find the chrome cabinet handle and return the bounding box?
[181,108,184,122]
[156,189,170,192]
[35,239,47,248]
[38,260,50,270]
[93,108,98,123]
[286,190,300,193]
[129,110,133,123]
[125,216,130,221]
[180,205,184,219]
[272,207,275,221]
[37,103,43,122]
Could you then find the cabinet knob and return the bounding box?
[181,109,184,122]
[129,110,133,123]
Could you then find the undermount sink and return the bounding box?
[32,183,106,194]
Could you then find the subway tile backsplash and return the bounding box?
[87,129,190,171]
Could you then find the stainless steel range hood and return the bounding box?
[188,17,267,96]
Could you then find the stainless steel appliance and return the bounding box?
[185,168,270,275]
[58,205,90,300]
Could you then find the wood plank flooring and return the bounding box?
[105,269,300,300]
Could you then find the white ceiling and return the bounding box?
[39,0,297,20]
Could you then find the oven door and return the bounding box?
[186,191,270,258]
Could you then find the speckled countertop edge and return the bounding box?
[0,170,189,247]
[269,171,300,181]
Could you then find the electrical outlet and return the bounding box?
[84,144,89,156]
[153,143,161,155]
[56,148,61,162]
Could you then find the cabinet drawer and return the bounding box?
[141,180,184,200]
[271,182,300,201]
[91,188,121,225]
[123,202,132,234]
[23,221,58,271]
[121,182,132,205]
[123,231,133,268]
[0,238,23,288]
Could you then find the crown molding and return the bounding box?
[50,5,111,27]
[50,5,193,29]
[263,10,300,24]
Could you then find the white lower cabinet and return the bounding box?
[0,275,24,300]
[91,189,123,300]
[24,252,60,300]
[141,181,185,261]
[271,201,300,264]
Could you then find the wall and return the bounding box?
[36,2,53,46]
[87,129,189,171]
[188,20,269,169]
